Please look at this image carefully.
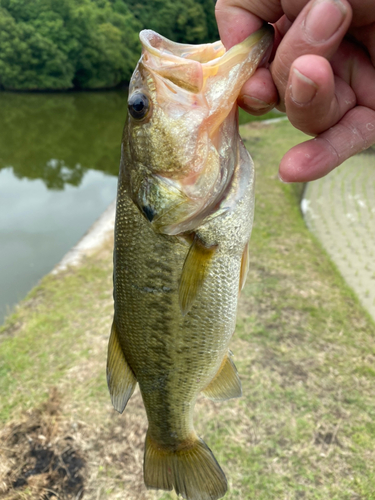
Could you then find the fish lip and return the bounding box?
[139,23,274,67]
[138,23,274,96]
[139,30,224,62]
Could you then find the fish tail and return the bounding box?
[144,431,227,500]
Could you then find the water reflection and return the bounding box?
[0,92,126,324]
[0,91,127,188]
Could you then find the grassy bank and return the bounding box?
[1,120,375,500]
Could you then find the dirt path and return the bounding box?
[302,148,375,321]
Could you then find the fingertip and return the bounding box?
[215,0,263,49]
[285,55,339,134]
[289,68,318,106]
[238,68,278,114]
[279,138,337,182]
[239,98,275,116]
[291,55,333,91]
[270,0,352,113]
[303,0,351,44]
[277,171,291,184]
[281,107,375,182]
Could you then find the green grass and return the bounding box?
[0,261,113,421]
[1,120,375,499]
[238,107,284,125]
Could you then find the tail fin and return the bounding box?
[144,432,227,500]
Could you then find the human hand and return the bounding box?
[215,0,375,182]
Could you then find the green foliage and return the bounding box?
[125,0,218,44]
[0,6,75,90]
[0,0,218,90]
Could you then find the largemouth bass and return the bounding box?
[107,25,273,500]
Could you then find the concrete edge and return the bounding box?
[52,199,116,274]
[259,116,289,125]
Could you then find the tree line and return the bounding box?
[0,0,218,91]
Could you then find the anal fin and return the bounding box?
[179,234,217,315]
[106,320,137,413]
[202,352,242,402]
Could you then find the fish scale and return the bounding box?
[107,24,274,500]
[115,185,241,441]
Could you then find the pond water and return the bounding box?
[0,91,127,324]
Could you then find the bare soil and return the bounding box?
[0,389,85,499]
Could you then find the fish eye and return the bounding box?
[128,93,150,120]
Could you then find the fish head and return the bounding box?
[122,25,273,234]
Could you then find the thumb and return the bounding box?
[215,0,283,49]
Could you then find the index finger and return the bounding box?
[215,0,284,48]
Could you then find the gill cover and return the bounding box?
[123,25,274,235]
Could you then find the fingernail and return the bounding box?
[278,172,291,184]
[240,95,272,111]
[305,0,347,42]
[290,68,317,104]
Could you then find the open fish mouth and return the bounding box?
[139,24,274,95]
[129,24,274,237]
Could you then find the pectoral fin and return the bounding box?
[179,235,217,315]
[202,352,242,401]
[106,320,137,413]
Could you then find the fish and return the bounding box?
[107,24,274,500]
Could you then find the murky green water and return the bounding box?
[0,91,128,324]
